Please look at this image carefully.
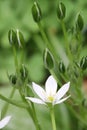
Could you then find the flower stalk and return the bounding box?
[38,22,59,65]
[12,46,19,74]
[61,20,72,60]
[50,106,56,130]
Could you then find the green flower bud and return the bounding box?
[59,61,65,73]
[16,29,25,48]
[43,48,54,69]
[32,2,42,22]
[57,2,66,20]
[76,14,84,31]
[8,29,17,45]
[20,64,28,81]
[9,74,17,85]
[80,56,87,70]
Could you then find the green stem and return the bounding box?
[1,87,16,118]
[38,22,59,64]
[0,94,28,109]
[19,90,41,130]
[77,31,82,58]
[61,20,72,60]
[38,22,67,84]
[12,46,19,74]
[31,102,41,130]
[50,107,57,130]
[18,91,35,120]
[60,73,68,82]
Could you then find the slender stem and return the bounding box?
[18,91,35,120]
[12,46,19,74]
[19,91,41,130]
[1,88,16,118]
[60,73,68,82]
[61,20,72,60]
[31,102,41,130]
[50,107,57,130]
[38,22,59,64]
[77,31,82,58]
[0,94,28,108]
[38,22,67,84]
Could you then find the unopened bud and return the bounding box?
[32,2,42,22]
[20,64,28,81]
[59,61,65,73]
[8,29,17,45]
[80,56,87,70]
[57,2,66,20]
[76,14,84,31]
[43,49,54,69]
[9,74,17,85]
[16,29,25,48]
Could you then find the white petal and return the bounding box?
[25,97,46,105]
[32,82,46,101]
[54,95,71,105]
[45,75,57,96]
[55,82,70,100]
[0,116,11,129]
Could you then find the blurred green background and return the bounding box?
[0,0,87,130]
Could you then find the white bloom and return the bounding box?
[0,116,11,129]
[26,75,70,105]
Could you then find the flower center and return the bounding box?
[48,96,54,102]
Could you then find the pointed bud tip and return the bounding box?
[32,1,42,23]
[57,2,66,20]
[43,49,54,69]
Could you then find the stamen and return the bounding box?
[48,96,54,102]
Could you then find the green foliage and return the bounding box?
[1,0,87,130]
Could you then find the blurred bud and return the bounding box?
[8,29,17,45]
[32,2,42,22]
[82,99,87,108]
[20,64,28,81]
[59,61,65,73]
[57,2,66,20]
[9,74,17,85]
[76,14,84,31]
[80,56,87,70]
[43,48,54,69]
[16,29,25,48]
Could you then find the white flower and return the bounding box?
[0,116,11,129]
[26,75,70,105]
